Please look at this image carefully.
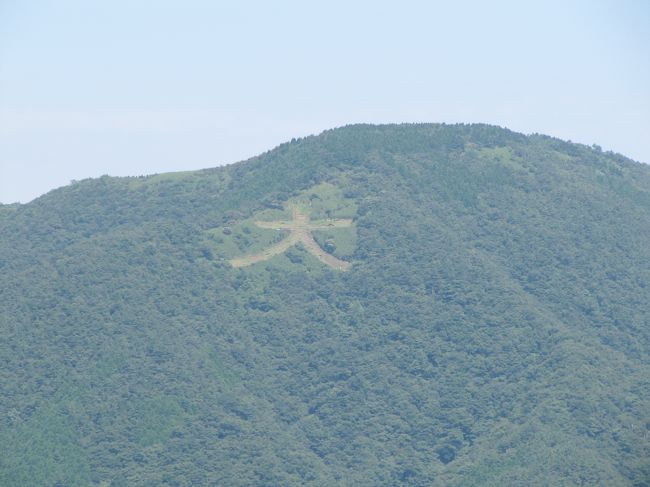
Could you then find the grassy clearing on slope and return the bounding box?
[205,182,357,269]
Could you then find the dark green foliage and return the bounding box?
[1,124,649,485]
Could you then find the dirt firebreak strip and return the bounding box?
[229,207,352,270]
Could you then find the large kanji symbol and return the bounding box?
[230,206,353,270]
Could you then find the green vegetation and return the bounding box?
[1,124,649,486]
[207,182,357,270]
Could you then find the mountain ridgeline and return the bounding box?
[1,124,649,486]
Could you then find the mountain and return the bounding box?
[1,124,649,486]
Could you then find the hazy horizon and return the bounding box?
[2,0,649,203]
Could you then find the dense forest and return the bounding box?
[1,123,649,486]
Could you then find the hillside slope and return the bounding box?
[1,124,649,486]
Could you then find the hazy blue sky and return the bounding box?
[1,0,648,203]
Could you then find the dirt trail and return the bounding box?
[229,207,352,270]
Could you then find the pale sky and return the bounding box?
[1,0,648,203]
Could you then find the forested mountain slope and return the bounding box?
[1,124,649,486]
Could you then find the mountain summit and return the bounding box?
[1,124,649,486]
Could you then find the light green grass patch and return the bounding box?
[477,146,526,171]
[206,182,357,267]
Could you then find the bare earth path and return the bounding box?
[230,207,353,270]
